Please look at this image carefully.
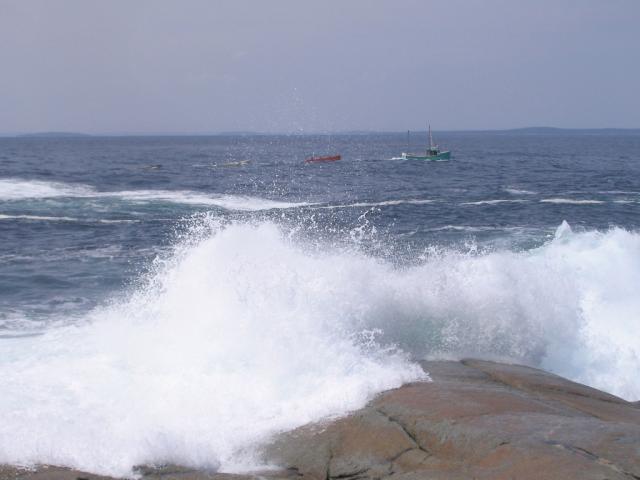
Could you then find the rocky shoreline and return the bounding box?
[2,360,639,480]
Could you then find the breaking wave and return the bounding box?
[0,218,639,476]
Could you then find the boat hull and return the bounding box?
[401,151,451,161]
[305,155,341,163]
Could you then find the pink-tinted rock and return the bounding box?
[265,360,640,480]
[3,360,639,480]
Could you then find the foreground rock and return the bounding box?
[265,360,640,480]
[2,360,639,480]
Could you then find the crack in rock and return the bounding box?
[375,409,430,456]
[544,441,640,480]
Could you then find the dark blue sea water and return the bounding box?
[1,132,639,475]
[2,133,638,323]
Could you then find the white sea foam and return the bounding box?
[319,199,434,209]
[0,221,425,476]
[460,199,527,206]
[0,178,308,211]
[427,225,494,232]
[113,190,310,211]
[504,187,537,195]
[97,219,140,224]
[0,214,140,224]
[426,225,529,233]
[540,198,605,205]
[0,179,95,200]
[1,219,639,476]
[0,313,47,333]
[598,190,640,195]
[0,214,79,222]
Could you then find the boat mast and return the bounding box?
[428,124,434,150]
[407,130,410,152]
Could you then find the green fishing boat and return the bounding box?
[401,125,451,161]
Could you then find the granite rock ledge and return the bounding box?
[2,360,639,480]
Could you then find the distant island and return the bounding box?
[493,127,640,135]
[3,128,639,137]
[17,132,93,138]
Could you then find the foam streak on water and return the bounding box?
[0,178,309,211]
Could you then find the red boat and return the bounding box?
[305,155,341,164]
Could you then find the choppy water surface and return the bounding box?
[1,133,639,476]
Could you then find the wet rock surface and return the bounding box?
[3,360,639,480]
[265,360,640,479]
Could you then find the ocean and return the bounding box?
[1,132,639,476]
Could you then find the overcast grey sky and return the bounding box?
[1,0,639,133]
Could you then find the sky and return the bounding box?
[1,0,639,134]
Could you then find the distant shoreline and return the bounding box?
[14,132,93,138]
[1,127,640,138]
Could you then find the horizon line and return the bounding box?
[2,126,640,137]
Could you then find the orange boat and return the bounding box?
[305,155,341,164]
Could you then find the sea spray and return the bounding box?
[0,219,425,477]
[372,220,640,401]
[0,217,639,477]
